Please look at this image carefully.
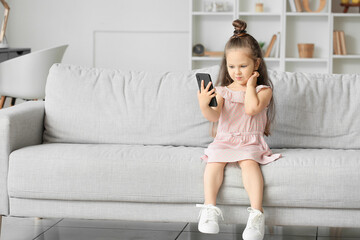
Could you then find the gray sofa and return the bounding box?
[1,64,360,230]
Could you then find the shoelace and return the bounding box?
[196,204,224,222]
[246,207,263,230]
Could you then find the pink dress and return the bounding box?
[201,85,281,165]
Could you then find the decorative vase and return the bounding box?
[298,43,314,58]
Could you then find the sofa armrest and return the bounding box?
[0,101,45,215]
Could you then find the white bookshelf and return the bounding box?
[331,13,360,73]
[192,12,234,16]
[189,0,360,74]
[333,55,360,59]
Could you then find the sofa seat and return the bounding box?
[8,144,360,209]
[259,148,360,209]
[8,143,206,203]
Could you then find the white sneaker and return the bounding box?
[242,207,265,240]
[196,204,224,234]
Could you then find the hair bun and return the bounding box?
[232,19,247,35]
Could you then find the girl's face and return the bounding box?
[226,48,259,87]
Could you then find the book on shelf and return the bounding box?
[204,51,223,57]
[288,0,297,12]
[334,31,341,55]
[333,31,338,55]
[264,33,280,58]
[294,0,303,12]
[333,31,347,55]
[339,31,347,55]
[264,34,276,58]
[274,32,281,58]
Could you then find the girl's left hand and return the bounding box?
[247,71,259,88]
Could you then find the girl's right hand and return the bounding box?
[197,80,216,109]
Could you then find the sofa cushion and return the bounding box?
[266,70,360,149]
[8,144,206,203]
[8,144,360,209]
[43,64,219,147]
[259,148,360,209]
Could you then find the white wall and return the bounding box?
[6,0,190,72]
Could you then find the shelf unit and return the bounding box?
[189,0,360,74]
[331,13,360,74]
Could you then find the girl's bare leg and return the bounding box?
[203,162,227,205]
[238,160,264,212]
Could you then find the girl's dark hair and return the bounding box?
[214,19,275,136]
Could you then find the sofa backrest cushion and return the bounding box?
[44,64,360,150]
[43,64,219,147]
[266,70,360,149]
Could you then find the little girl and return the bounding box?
[196,19,281,240]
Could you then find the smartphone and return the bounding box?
[196,73,218,107]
